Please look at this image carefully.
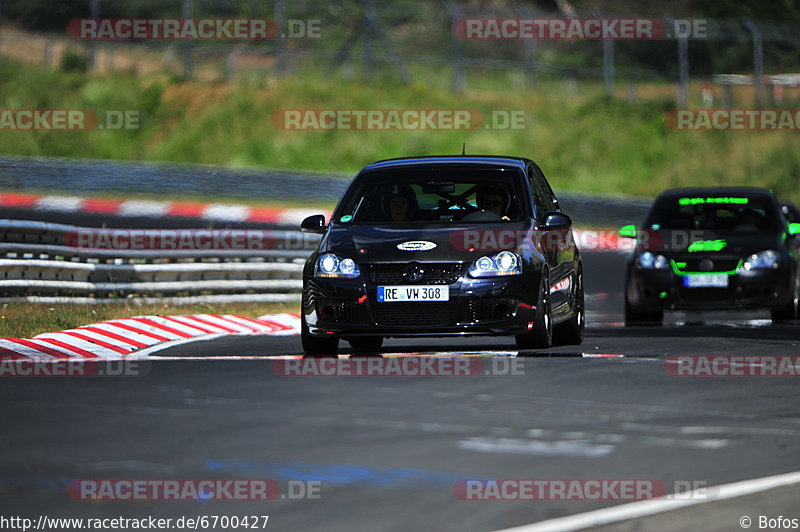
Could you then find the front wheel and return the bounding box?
[516,269,553,350]
[301,314,339,356]
[553,268,585,346]
[771,278,800,322]
[624,296,663,326]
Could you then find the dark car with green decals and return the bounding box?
[619,187,800,326]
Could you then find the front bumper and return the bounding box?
[627,267,792,311]
[303,274,536,338]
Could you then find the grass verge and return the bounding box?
[0,301,299,339]
[1,57,799,203]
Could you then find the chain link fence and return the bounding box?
[1,0,799,104]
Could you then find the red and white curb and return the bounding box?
[0,313,302,360]
[0,312,627,361]
[0,193,632,252]
[0,192,325,226]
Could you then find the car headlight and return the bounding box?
[315,254,360,278]
[742,250,779,271]
[468,251,521,277]
[637,251,668,270]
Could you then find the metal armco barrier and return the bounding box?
[0,219,320,300]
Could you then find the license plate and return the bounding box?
[377,285,450,302]
[683,274,728,288]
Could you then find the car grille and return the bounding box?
[316,298,359,323]
[373,302,459,326]
[676,257,741,273]
[368,263,463,285]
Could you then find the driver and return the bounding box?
[733,208,763,231]
[476,183,511,220]
[384,185,417,222]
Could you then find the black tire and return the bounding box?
[347,337,384,353]
[301,314,339,356]
[516,269,553,350]
[553,268,585,346]
[771,278,800,322]
[624,296,663,326]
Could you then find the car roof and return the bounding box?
[655,186,775,200]
[361,155,529,172]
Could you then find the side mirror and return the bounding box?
[618,224,637,239]
[789,223,800,236]
[301,214,326,234]
[541,212,572,230]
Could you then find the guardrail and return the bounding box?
[0,157,651,227]
[0,219,320,303]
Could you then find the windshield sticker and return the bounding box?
[340,215,353,223]
[678,197,749,206]
[687,239,728,252]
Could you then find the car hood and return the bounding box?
[324,222,531,261]
[639,229,784,257]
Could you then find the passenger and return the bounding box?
[476,183,511,220]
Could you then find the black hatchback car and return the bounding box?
[299,156,585,355]
[621,187,800,325]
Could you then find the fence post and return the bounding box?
[44,39,53,66]
[182,0,194,79]
[678,29,689,106]
[628,79,637,103]
[105,45,113,72]
[743,18,763,107]
[274,1,286,78]
[595,11,614,96]
[88,0,100,71]
[362,1,374,79]
[225,50,238,81]
[446,2,465,93]
[565,71,577,97]
[664,16,690,106]
[516,5,536,88]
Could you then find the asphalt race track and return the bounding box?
[2,248,800,532]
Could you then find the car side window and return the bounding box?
[539,170,560,211]
[527,164,549,221]
[531,163,560,213]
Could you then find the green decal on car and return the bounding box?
[340,215,353,223]
[670,259,743,276]
[678,197,749,206]
[687,239,728,252]
[618,224,637,238]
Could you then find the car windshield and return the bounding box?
[336,167,527,224]
[646,195,780,233]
